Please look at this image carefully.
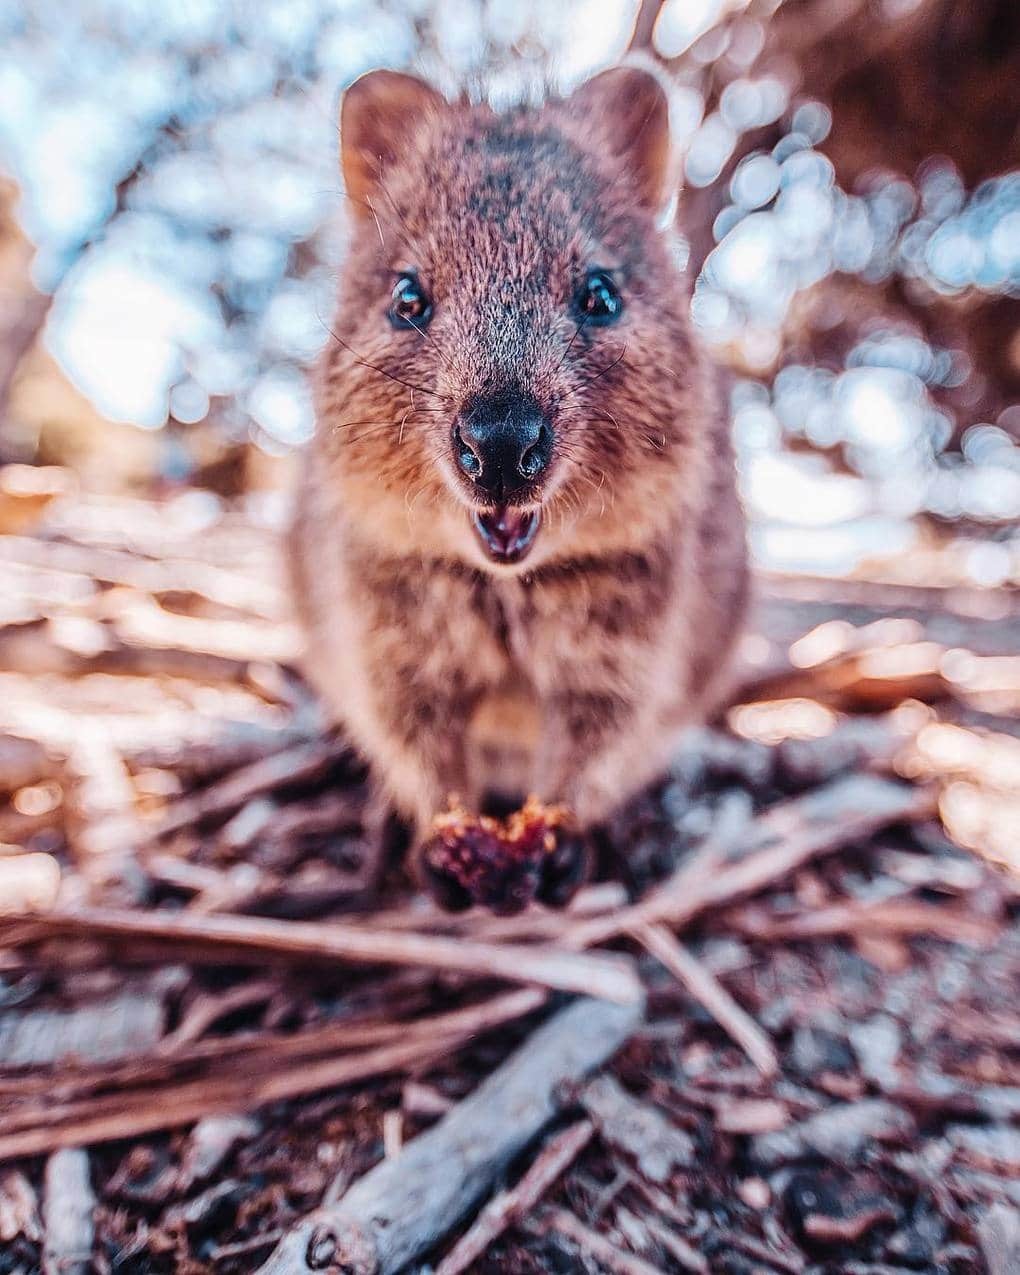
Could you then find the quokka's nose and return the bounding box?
[453,393,553,500]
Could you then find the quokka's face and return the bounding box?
[320,67,696,571]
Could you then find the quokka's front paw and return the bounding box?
[418,796,590,914]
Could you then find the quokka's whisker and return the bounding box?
[317,314,453,404]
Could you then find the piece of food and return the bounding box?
[419,796,589,914]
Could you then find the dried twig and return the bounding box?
[727,896,1000,948]
[0,986,541,1103]
[644,1215,708,1274]
[0,989,544,1160]
[632,923,779,1076]
[0,905,641,1003]
[151,739,348,838]
[256,996,643,1275]
[627,0,667,51]
[531,1205,668,1275]
[42,1149,94,1275]
[565,775,934,949]
[0,984,165,1068]
[435,1120,594,1275]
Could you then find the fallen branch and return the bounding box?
[0,905,641,1003]
[736,640,952,712]
[0,614,284,691]
[0,989,545,1160]
[0,985,542,1104]
[754,576,1020,659]
[0,983,165,1068]
[0,533,285,622]
[256,995,643,1275]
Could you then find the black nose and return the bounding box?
[454,394,553,500]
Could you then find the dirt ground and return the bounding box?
[0,483,1018,1274]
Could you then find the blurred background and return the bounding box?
[0,0,1018,582]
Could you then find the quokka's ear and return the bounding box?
[568,66,672,212]
[340,70,446,212]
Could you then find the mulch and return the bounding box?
[0,483,1018,1274]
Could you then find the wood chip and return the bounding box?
[0,1169,41,1243]
[978,1203,1020,1275]
[0,852,61,914]
[578,1074,694,1184]
[753,1100,916,1167]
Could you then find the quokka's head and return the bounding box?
[318,64,707,572]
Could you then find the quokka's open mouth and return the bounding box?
[471,506,541,564]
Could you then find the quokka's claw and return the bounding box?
[418,796,589,914]
[536,830,591,907]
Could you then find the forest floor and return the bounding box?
[0,473,1018,1274]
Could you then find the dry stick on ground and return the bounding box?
[0,983,166,1069]
[151,738,348,838]
[0,731,60,792]
[0,1035,453,1161]
[0,989,545,1160]
[0,979,487,1102]
[753,576,1020,659]
[0,905,641,1003]
[727,895,1001,947]
[0,613,279,690]
[564,774,935,949]
[643,1216,708,1274]
[434,1119,595,1275]
[631,922,779,1077]
[530,1205,668,1275]
[256,996,643,1275]
[42,1149,94,1275]
[628,0,667,50]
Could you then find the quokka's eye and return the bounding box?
[389,272,432,329]
[575,269,623,325]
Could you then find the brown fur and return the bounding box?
[292,67,749,856]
